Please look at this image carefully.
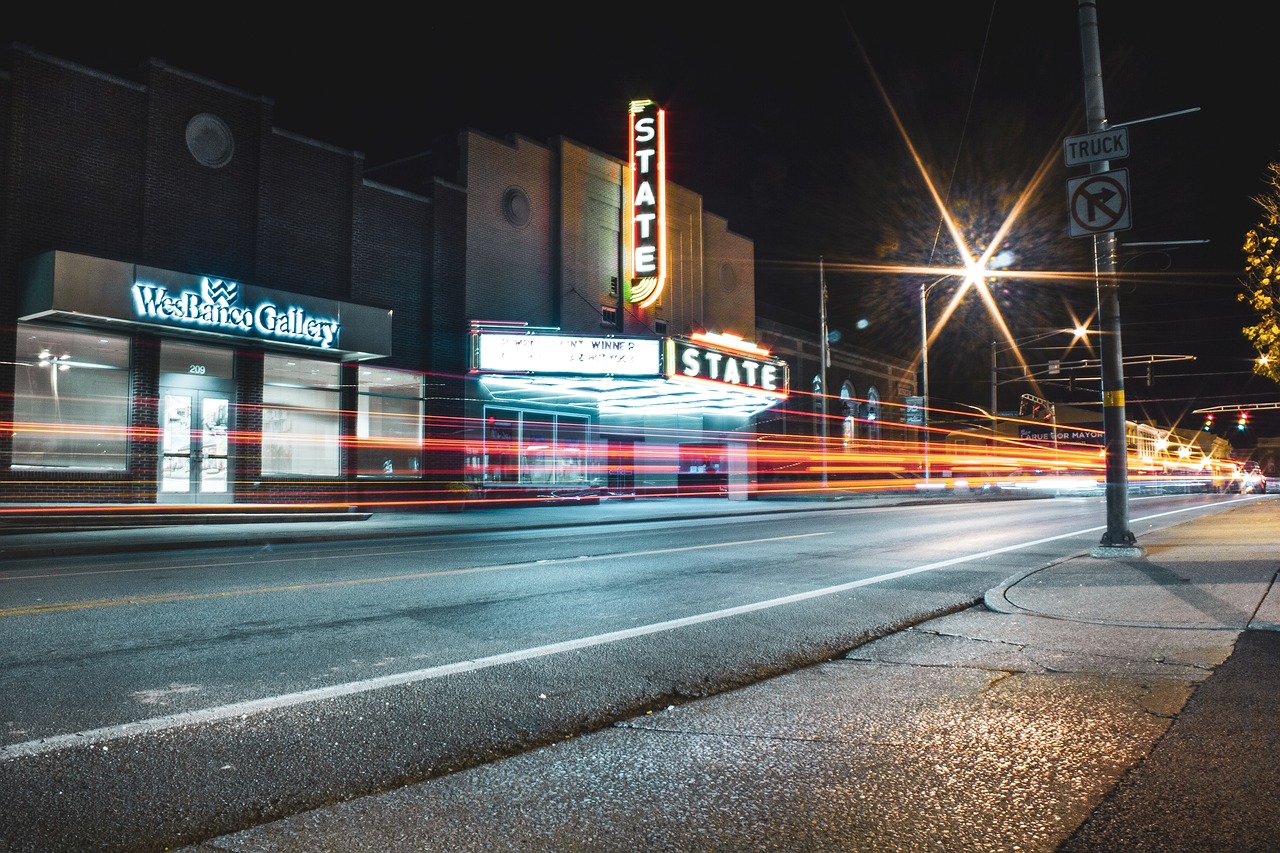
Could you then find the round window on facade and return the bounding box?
[502,187,531,228]
[718,261,737,293]
[186,113,235,169]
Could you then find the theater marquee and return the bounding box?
[471,330,661,376]
[666,332,789,397]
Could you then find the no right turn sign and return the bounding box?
[1067,169,1131,237]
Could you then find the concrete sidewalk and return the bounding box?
[159,495,1280,853]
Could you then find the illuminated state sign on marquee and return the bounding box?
[132,276,341,348]
[666,332,789,397]
[627,99,666,308]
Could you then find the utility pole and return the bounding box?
[920,280,930,482]
[819,257,829,488]
[1079,0,1141,556]
[990,340,998,439]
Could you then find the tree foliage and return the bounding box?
[1240,161,1280,382]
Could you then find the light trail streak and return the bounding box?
[0,532,832,617]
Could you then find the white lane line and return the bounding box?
[0,500,1240,760]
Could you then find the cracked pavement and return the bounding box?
[180,603,1240,852]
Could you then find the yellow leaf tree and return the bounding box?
[1241,160,1280,381]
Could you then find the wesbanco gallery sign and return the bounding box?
[19,250,392,361]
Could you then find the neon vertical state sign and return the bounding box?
[628,99,666,308]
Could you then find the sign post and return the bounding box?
[1075,0,1140,556]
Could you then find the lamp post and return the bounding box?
[819,257,829,488]
[919,280,931,481]
[918,275,954,483]
[917,248,1018,482]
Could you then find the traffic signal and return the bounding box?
[1238,410,1250,431]
[1204,413,1214,431]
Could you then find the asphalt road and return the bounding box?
[0,492,1266,852]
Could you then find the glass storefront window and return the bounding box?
[356,367,424,477]
[480,408,591,486]
[261,355,341,476]
[521,413,555,484]
[12,324,130,470]
[483,409,520,484]
[556,418,587,484]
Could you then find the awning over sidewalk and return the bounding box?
[470,325,789,417]
[477,373,783,417]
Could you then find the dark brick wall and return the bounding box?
[5,51,147,267]
[259,130,357,300]
[0,49,149,499]
[462,132,555,326]
[140,60,263,281]
[0,60,13,469]
[0,47,438,506]
[353,182,431,370]
[129,334,162,501]
[232,350,264,492]
[423,178,468,489]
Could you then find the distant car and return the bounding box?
[1228,464,1267,494]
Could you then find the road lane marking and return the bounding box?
[0,499,1245,759]
[3,528,1096,759]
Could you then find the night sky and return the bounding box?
[3,3,1277,435]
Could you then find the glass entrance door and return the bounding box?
[606,439,636,498]
[160,390,231,501]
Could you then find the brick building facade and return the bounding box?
[1,46,827,508]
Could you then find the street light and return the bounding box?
[820,257,829,488]
[918,275,954,483]
[918,262,1013,481]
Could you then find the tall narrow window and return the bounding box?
[483,409,520,484]
[865,387,882,442]
[521,412,555,484]
[356,367,424,476]
[12,324,129,470]
[261,355,341,476]
[840,381,857,448]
